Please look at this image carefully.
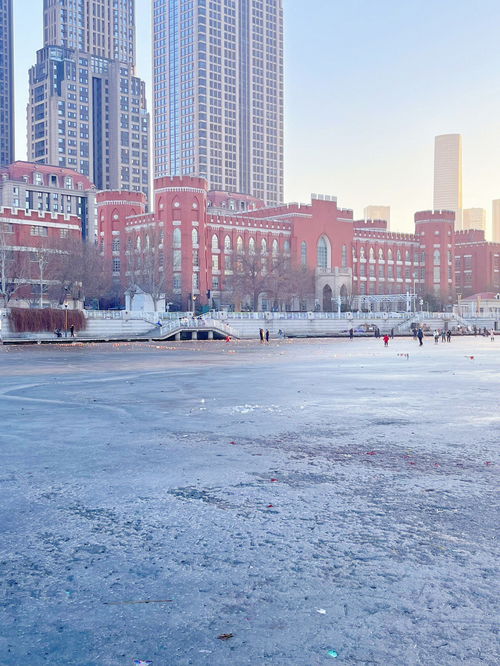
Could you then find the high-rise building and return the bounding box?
[492,200,500,243]
[364,205,390,230]
[0,0,14,167]
[28,1,149,201]
[433,133,462,229]
[153,0,284,207]
[43,0,135,67]
[462,208,486,232]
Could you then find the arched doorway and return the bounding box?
[323,284,333,311]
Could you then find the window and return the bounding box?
[378,248,384,260]
[261,238,267,253]
[236,236,243,253]
[369,247,375,261]
[192,228,199,245]
[173,274,181,289]
[60,228,69,238]
[301,241,307,266]
[211,234,219,250]
[112,237,120,252]
[405,250,410,262]
[212,254,219,270]
[192,249,199,266]
[434,249,440,266]
[31,225,48,236]
[388,249,393,261]
[342,244,347,268]
[284,240,291,254]
[173,228,181,248]
[113,258,121,272]
[397,250,402,261]
[249,237,255,254]
[173,249,182,270]
[224,235,231,251]
[317,236,328,269]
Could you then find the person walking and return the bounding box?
[265,329,270,343]
[446,329,452,342]
[433,330,439,344]
[259,328,264,343]
[70,324,75,338]
[441,329,446,342]
[383,334,390,347]
[490,329,495,341]
[349,328,354,340]
[390,328,394,339]
[417,327,424,346]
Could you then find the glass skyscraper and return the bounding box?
[153,0,284,206]
[28,1,149,200]
[0,0,14,167]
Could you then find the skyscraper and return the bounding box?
[433,133,462,229]
[28,1,149,200]
[462,208,486,233]
[364,205,390,230]
[492,200,500,243]
[0,0,14,167]
[43,0,136,66]
[153,0,284,206]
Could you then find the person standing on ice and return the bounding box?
[349,328,354,340]
[446,329,452,342]
[265,329,270,343]
[259,328,264,343]
[490,329,495,341]
[383,334,390,347]
[417,327,424,346]
[434,330,439,343]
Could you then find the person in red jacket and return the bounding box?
[383,334,390,347]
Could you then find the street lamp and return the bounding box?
[192,294,197,314]
[64,304,69,337]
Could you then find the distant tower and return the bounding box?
[364,205,390,230]
[153,0,284,206]
[0,0,14,167]
[433,134,462,229]
[462,208,486,232]
[492,200,500,243]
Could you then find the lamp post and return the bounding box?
[192,294,197,315]
[64,304,68,337]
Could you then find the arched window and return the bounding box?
[369,247,375,261]
[211,234,219,250]
[136,236,141,250]
[284,240,290,254]
[378,248,384,260]
[397,249,402,261]
[301,241,307,265]
[249,237,256,254]
[434,249,441,266]
[224,235,231,251]
[192,228,199,245]
[405,250,410,262]
[236,236,243,253]
[317,236,328,269]
[388,248,393,261]
[173,228,181,248]
[360,246,365,260]
[272,239,279,256]
[342,244,347,268]
[261,238,267,253]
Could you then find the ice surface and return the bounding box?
[0,337,498,665]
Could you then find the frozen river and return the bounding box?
[0,336,498,665]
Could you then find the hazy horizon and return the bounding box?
[12,0,500,236]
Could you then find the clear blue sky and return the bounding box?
[12,0,500,235]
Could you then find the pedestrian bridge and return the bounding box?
[154,317,239,341]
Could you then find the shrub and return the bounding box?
[8,308,87,333]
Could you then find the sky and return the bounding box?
[12,0,500,236]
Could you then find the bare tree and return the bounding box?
[0,223,31,305]
[224,247,271,310]
[125,226,169,311]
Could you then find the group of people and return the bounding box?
[431,329,453,344]
[54,325,76,338]
[259,328,270,343]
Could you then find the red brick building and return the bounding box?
[97,176,500,311]
[0,206,82,306]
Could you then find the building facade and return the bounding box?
[97,178,499,311]
[0,0,14,167]
[28,1,149,201]
[454,230,500,296]
[153,0,284,206]
[0,161,97,240]
[433,133,462,230]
